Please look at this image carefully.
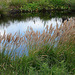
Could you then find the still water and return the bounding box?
[0,11,74,35]
[0,17,62,35]
[0,12,75,56]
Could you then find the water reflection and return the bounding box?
[0,17,62,35]
[0,16,75,57]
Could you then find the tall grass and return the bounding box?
[0,18,75,58]
[0,18,75,74]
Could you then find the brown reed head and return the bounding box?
[0,18,75,53]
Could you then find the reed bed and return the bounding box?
[0,18,75,75]
[0,17,75,56]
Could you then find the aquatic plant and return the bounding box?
[0,17,75,56]
[0,18,75,75]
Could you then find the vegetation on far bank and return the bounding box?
[0,0,75,16]
[0,18,75,75]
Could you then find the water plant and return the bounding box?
[0,18,75,74]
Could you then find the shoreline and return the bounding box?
[0,9,75,18]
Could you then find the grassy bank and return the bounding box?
[0,0,75,16]
[0,18,75,75]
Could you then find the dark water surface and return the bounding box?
[0,12,75,35]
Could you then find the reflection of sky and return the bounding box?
[0,17,62,35]
[0,17,63,56]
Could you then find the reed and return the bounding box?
[0,18,75,54]
[0,18,75,75]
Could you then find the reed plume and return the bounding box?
[0,18,75,56]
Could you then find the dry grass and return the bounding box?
[0,17,75,75]
[0,18,75,55]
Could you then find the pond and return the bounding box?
[0,11,75,57]
[0,17,62,35]
[0,12,75,35]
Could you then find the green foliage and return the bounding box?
[50,60,68,75]
[0,0,75,15]
[65,0,75,10]
[56,37,75,74]
[20,0,72,12]
[9,0,27,6]
[0,40,75,75]
[0,1,8,11]
[39,63,50,75]
[20,2,40,12]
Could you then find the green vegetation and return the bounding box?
[0,0,75,75]
[0,18,75,75]
[65,0,75,10]
[0,46,71,75]
[0,0,75,16]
